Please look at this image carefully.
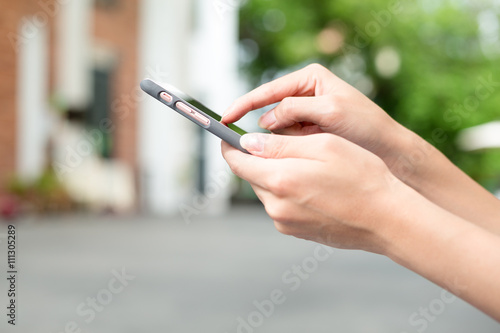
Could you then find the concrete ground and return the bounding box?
[0,205,498,333]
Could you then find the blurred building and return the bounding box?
[0,0,241,215]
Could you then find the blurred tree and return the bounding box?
[239,0,500,190]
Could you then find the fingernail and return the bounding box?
[240,133,266,153]
[258,110,276,129]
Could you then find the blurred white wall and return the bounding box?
[138,0,197,215]
[456,121,500,151]
[138,0,241,216]
[190,0,240,215]
[55,0,93,109]
[16,19,50,181]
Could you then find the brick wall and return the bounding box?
[93,0,140,174]
[0,0,56,192]
[0,0,140,199]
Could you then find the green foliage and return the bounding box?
[6,169,76,213]
[239,0,500,186]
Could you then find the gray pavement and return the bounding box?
[0,205,498,333]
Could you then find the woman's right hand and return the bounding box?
[222,63,413,172]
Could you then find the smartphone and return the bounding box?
[140,79,248,153]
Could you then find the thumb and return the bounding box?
[240,133,330,160]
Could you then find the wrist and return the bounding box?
[360,172,419,256]
[384,127,437,192]
[378,183,500,319]
[373,177,449,261]
[368,175,413,256]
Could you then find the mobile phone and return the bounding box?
[140,79,248,153]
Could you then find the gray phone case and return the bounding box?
[140,79,248,153]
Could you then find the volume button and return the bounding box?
[192,112,210,126]
[160,92,172,103]
[176,102,195,115]
[176,102,210,126]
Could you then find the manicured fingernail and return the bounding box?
[240,133,265,153]
[258,110,276,129]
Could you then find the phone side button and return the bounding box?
[160,92,173,103]
[176,102,210,126]
[192,112,210,126]
[176,101,195,115]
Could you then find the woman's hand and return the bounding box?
[222,63,409,167]
[222,132,500,321]
[222,132,400,254]
[222,63,500,234]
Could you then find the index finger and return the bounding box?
[221,64,327,124]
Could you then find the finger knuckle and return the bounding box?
[264,198,290,221]
[266,205,287,223]
[326,94,344,109]
[265,138,290,159]
[315,133,340,152]
[262,82,279,101]
[228,163,242,178]
[279,97,294,114]
[305,63,327,73]
[324,95,345,122]
[275,97,299,126]
[267,172,294,197]
[273,221,295,236]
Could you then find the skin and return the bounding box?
[223,64,500,234]
[220,64,500,321]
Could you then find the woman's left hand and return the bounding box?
[221,132,403,254]
[222,133,500,322]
